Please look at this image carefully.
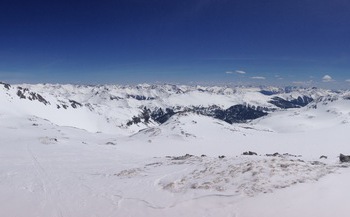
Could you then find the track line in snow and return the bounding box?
[26,144,71,217]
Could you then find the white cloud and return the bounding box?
[322,75,333,82]
[251,76,266,80]
[235,70,246,74]
[225,70,247,74]
[346,79,350,83]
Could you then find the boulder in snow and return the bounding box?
[242,151,257,156]
[340,154,350,163]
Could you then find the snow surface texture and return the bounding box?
[1,82,350,217]
[122,156,338,196]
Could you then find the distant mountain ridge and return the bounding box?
[0,81,348,135]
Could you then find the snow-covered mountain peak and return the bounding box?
[1,81,349,135]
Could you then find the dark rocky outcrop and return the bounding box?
[339,154,350,163]
[0,82,11,90]
[110,95,123,100]
[242,151,257,156]
[127,94,155,101]
[69,100,82,108]
[126,116,141,126]
[127,108,152,126]
[283,153,302,157]
[16,87,50,105]
[269,96,313,109]
[218,105,268,124]
[171,154,193,160]
[266,152,282,157]
[266,152,301,158]
[29,92,49,105]
[150,108,176,124]
[17,90,26,99]
[148,104,268,125]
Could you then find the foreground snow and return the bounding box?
[1,113,350,217]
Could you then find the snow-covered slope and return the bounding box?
[1,82,350,217]
[1,113,350,217]
[254,96,350,132]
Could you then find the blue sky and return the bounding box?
[0,0,350,87]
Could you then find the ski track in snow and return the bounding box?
[26,144,70,217]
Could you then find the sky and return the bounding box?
[0,0,350,87]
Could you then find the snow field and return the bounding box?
[2,83,350,216]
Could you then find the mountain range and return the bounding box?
[1,81,347,135]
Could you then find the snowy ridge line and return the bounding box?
[1,81,349,135]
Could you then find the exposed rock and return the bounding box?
[171,154,193,160]
[266,152,282,157]
[149,104,268,125]
[127,116,141,126]
[215,104,268,124]
[266,152,301,158]
[29,92,49,105]
[269,96,313,109]
[110,95,123,100]
[310,161,324,166]
[127,108,152,126]
[339,154,350,163]
[69,100,82,108]
[242,151,257,156]
[320,155,327,159]
[0,82,11,90]
[151,108,176,124]
[17,90,26,99]
[283,153,302,158]
[16,87,50,105]
[127,94,155,100]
